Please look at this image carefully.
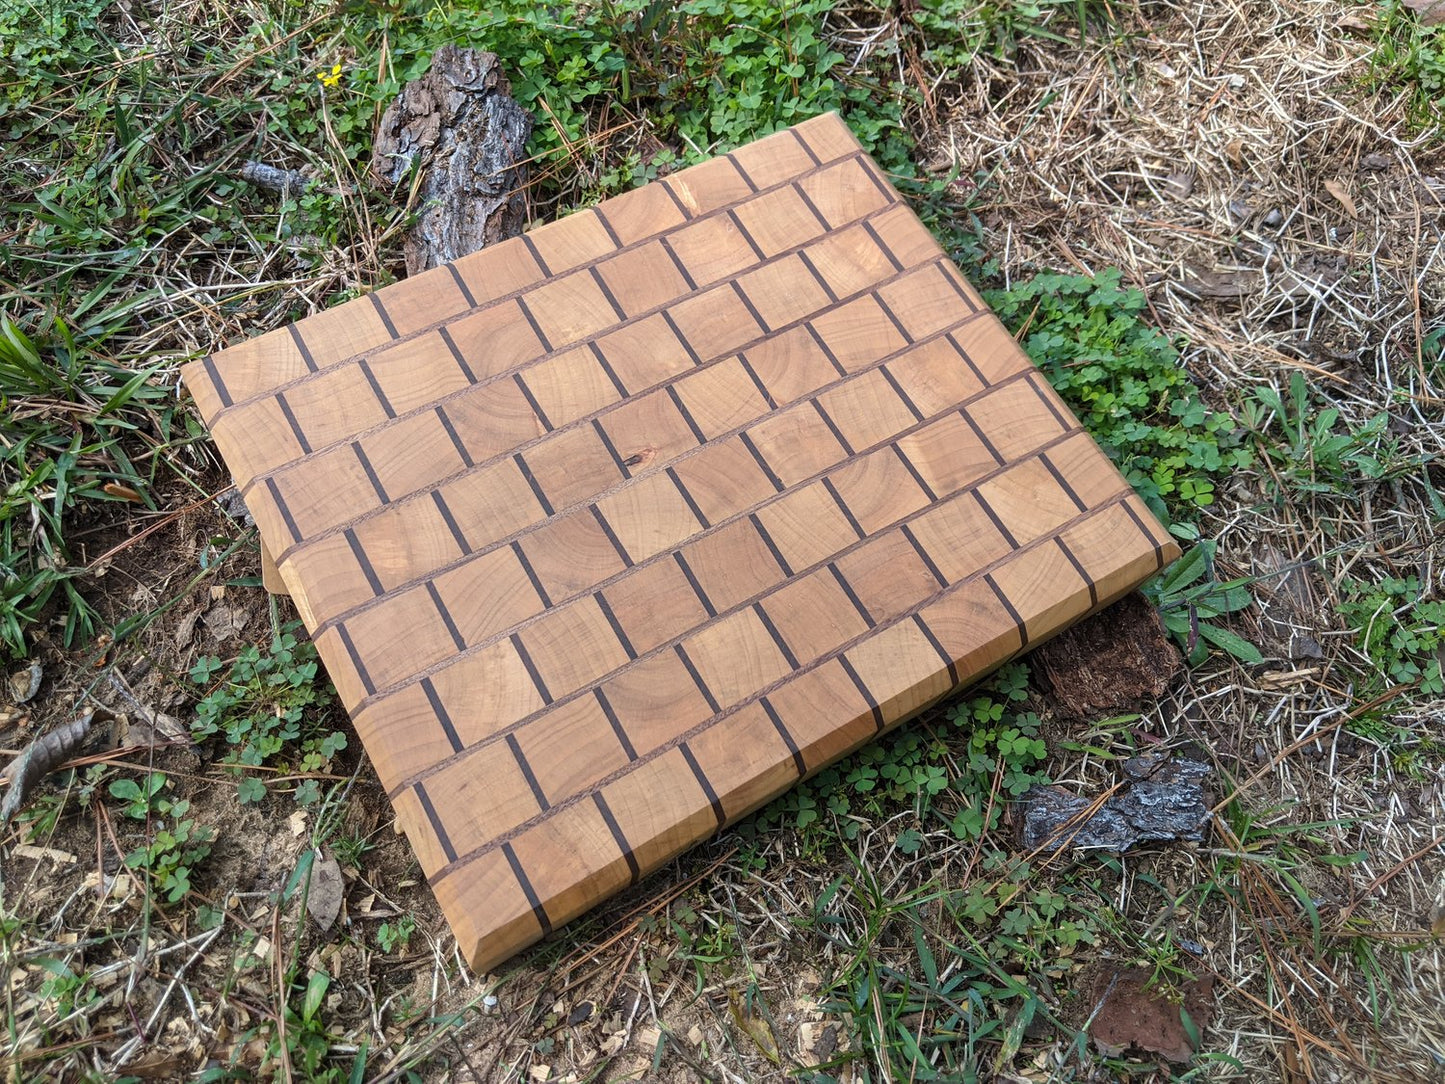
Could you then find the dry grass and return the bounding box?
[923,0,1445,1077]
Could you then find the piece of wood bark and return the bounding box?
[371,45,533,275]
[1035,591,1181,720]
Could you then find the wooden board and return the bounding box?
[182,112,1179,974]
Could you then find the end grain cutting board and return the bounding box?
[182,112,1179,973]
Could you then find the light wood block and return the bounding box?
[182,111,1178,976]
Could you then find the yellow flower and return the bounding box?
[317,62,343,89]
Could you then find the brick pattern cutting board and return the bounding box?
[182,112,1179,973]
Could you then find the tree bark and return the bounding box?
[371,45,533,275]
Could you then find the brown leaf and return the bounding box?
[1177,268,1261,301]
[1405,0,1445,25]
[8,662,41,704]
[1429,900,1445,937]
[0,712,96,824]
[727,989,780,1065]
[102,482,143,502]
[122,1053,187,1079]
[304,850,345,933]
[1323,178,1358,218]
[1225,137,1245,169]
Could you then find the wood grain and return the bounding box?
[182,112,1180,975]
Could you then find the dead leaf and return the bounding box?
[566,1001,594,1026]
[0,712,96,824]
[173,606,204,647]
[120,1053,186,1079]
[1224,137,1245,169]
[1429,899,1445,937]
[304,850,345,933]
[1175,268,1261,301]
[11,843,77,864]
[1323,178,1358,218]
[118,711,190,749]
[102,482,144,503]
[1405,0,1445,24]
[727,989,780,1065]
[8,662,41,704]
[110,671,191,749]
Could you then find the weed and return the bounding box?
[1368,0,1445,131]
[377,915,417,954]
[987,269,1251,526]
[807,859,1089,1080]
[902,0,1087,79]
[747,663,1046,850]
[35,958,96,1020]
[0,315,172,656]
[1340,575,1445,700]
[189,622,347,806]
[108,771,214,903]
[1241,372,1414,503]
[1143,540,1264,665]
[201,847,366,1080]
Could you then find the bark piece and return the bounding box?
[1020,749,1210,852]
[371,45,533,275]
[1089,966,1215,1062]
[1036,592,1181,720]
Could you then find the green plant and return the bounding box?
[747,663,1048,852]
[108,771,214,903]
[1142,540,1264,665]
[986,269,1252,525]
[1241,372,1404,501]
[0,314,172,656]
[1368,0,1445,131]
[35,958,97,1019]
[901,0,1090,79]
[1340,575,1445,698]
[210,849,365,1081]
[189,622,346,806]
[807,857,1091,1081]
[376,915,416,955]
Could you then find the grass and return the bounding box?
[1,0,1443,1079]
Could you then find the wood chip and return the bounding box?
[11,843,77,864]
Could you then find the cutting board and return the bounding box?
[182,112,1178,973]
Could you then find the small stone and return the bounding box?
[1262,209,1283,228]
[566,1001,593,1026]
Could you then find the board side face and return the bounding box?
[182,111,1178,974]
